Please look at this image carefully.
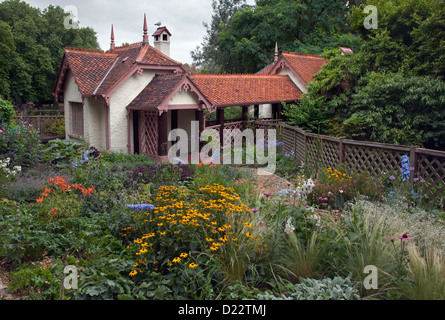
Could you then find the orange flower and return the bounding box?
[210,164,217,168]
[197,163,204,166]
[51,208,58,215]
[36,197,44,203]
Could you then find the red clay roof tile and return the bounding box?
[281,52,329,84]
[189,74,302,107]
[127,73,185,110]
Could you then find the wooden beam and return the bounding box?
[158,111,168,156]
[217,107,225,147]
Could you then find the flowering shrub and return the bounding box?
[0,157,22,178]
[33,176,95,221]
[308,166,383,209]
[121,184,262,281]
[0,120,40,168]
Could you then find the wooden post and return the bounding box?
[339,136,346,165]
[410,145,418,184]
[217,107,225,147]
[254,105,259,120]
[242,106,248,122]
[158,111,168,156]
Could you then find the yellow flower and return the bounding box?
[189,263,198,269]
[129,270,138,277]
[180,253,188,259]
[172,257,181,263]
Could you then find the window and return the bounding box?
[163,34,168,41]
[71,102,84,136]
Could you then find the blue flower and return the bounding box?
[401,155,410,182]
[126,204,155,212]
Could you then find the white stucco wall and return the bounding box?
[109,70,157,153]
[277,67,308,93]
[63,71,83,141]
[84,98,105,150]
[154,32,170,57]
[167,88,200,105]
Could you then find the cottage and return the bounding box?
[53,14,328,161]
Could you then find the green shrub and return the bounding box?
[256,276,361,300]
[0,121,40,168]
[40,139,83,166]
[0,98,15,129]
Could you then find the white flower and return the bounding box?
[284,218,295,235]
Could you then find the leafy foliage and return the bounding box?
[193,0,362,73]
[284,0,445,150]
[0,0,99,103]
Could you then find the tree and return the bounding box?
[191,0,248,73]
[193,0,362,73]
[284,0,445,150]
[0,21,15,99]
[0,0,99,104]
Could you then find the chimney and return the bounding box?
[143,14,149,44]
[152,26,171,56]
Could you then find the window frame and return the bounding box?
[71,102,84,136]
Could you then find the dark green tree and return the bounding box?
[0,0,99,104]
[191,0,248,73]
[193,0,362,73]
[284,0,445,150]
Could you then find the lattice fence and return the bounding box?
[281,123,445,202]
[13,115,65,141]
[138,110,158,156]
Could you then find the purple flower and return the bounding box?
[126,204,155,212]
[390,175,396,180]
[398,234,412,242]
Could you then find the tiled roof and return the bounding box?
[256,62,275,75]
[127,73,185,110]
[152,27,171,37]
[57,43,183,97]
[189,74,302,107]
[281,52,329,84]
[64,49,117,96]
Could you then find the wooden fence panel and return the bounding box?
[280,123,445,202]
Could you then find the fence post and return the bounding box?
[339,136,346,165]
[409,145,419,184]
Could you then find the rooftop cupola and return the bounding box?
[152,26,171,56]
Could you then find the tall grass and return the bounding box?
[276,231,324,282]
[399,244,445,300]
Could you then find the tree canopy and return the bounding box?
[283,0,445,150]
[192,0,365,73]
[0,0,99,104]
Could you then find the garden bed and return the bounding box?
[1,134,445,301]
